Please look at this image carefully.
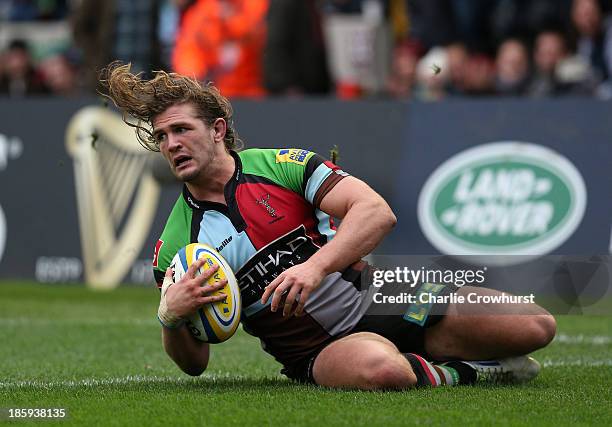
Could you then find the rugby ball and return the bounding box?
[170,243,241,343]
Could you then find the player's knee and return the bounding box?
[537,314,557,346]
[360,355,416,390]
[525,314,557,350]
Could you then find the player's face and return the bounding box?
[153,103,217,182]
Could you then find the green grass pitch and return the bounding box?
[0,282,610,426]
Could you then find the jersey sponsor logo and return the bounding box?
[236,225,319,307]
[186,196,201,209]
[153,239,164,268]
[417,142,587,265]
[276,149,310,165]
[216,236,233,252]
[66,107,161,289]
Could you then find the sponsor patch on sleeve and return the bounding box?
[276,149,310,165]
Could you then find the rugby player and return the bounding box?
[102,63,556,389]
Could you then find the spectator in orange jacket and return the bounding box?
[172,0,268,98]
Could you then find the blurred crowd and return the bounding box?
[2,0,612,100]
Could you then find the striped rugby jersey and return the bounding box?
[152,148,366,367]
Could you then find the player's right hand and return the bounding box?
[158,258,227,328]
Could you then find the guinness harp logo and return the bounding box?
[65,107,160,289]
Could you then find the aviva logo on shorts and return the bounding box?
[276,149,310,165]
[403,283,446,326]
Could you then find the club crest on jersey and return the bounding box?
[256,194,277,217]
[276,149,309,165]
[256,194,286,224]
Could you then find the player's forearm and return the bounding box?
[162,326,210,376]
[309,198,396,275]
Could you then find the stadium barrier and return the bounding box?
[0,98,610,287]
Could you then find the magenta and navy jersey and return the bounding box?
[152,148,366,366]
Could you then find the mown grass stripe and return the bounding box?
[1,359,610,389]
[1,317,611,345]
[0,317,158,326]
[553,333,611,345]
[0,373,258,389]
[542,359,612,367]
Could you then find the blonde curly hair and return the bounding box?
[100,62,240,152]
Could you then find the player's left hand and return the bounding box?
[260,261,327,317]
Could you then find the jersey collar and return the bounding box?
[182,150,242,210]
[181,151,246,230]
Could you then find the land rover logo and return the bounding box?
[418,142,586,263]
